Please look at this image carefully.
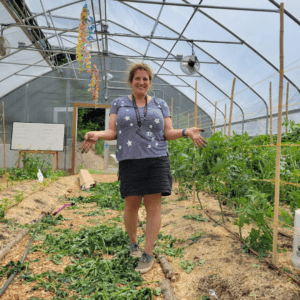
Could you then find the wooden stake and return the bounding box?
[270,82,273,145]
[71,104,77,175]
[213,101,217,134]
[194,82,197,127]
[171,97,173,120]
[193,81,197,204]
[228,78,236,138]
[198,114,201,128]
[272,3,284,266]
[285,82,289,133]
[224,104,227,135]
[2,102,6,172]
[56,151,59,171]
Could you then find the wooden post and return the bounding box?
[285,82,289,133]
[224,104,227,135]
[193,81,197,204]
[56,151,59,171]
[270,82,273,145]
[194,82,197,128]
[52,152,56,171]
[171,97,173,120]
[228,78,236,138]
[17,150,57,171]
[2,102,6,172]
[71,104,77,175]
[272,3,284,266]
[71,103,110,174]
[198,114,201,128]
[213,101,217,134]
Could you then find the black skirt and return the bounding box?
[118,155,172,199]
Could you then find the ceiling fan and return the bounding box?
[180,41,200,75]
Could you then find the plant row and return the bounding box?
[168,122,300,256]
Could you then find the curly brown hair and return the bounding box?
[127,62,153,85]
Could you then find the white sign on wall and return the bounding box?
[11,122,65,151]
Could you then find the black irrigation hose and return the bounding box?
[0,225,41,297]
[0,202,75,296]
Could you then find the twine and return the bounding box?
[252,178,300,188]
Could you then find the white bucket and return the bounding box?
[291,209,300,271]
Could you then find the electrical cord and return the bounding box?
[0,205,74,296]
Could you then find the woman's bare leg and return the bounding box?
[124,195,143,244]
[143,193,162,255]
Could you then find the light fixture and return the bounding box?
[101,21,109,33]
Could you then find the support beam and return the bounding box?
[1,23,243,43]
[143,0,166,59]
[114,0,279,12]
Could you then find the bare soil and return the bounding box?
[75,141,104,170]
[0,147,300,299]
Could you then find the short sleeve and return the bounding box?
[110,98,119,115]
[160,100,171,118]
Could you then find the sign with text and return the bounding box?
[11,122,65,151]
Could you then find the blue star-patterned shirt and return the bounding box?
[109,96,171,162]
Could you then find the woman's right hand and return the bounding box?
[81,131,99,153]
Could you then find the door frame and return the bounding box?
[71,103,111,174]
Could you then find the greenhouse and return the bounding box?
[1,0,300,299]
[1,0,299,172]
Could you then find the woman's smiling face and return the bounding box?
[130,69,151,98]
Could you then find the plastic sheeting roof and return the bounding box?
[1,0,300,132]
[0,2,52,98]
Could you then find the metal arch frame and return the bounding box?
[1,22,83,77]
[118,3,268,112]
[107,36,214,124]
[190,2,300,90]
[268,0,300,27]
[107,26,218,120]
[15,0,300,95]
[120,0,300,127]
[108,19,224,120]
[2,1,219,123]
[113,1,280,13]
[121,3,271,125]
[150,0,244,128]
[116,3,258,119]
[119,0,300,132]
[4,0,299,130]
[17,0,263,126]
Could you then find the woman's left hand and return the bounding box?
[185,127,207,148]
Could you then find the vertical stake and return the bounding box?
[224,104,227,135]
[285,82,289,133]
[213,101,217,134]
[2,102,6,172]
[270,82,273,145]
[272,2,284,266]
[228,78,236,138]
[193,81,197,204]
[171,97,173,121]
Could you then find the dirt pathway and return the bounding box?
[0,175,299,299]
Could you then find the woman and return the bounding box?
[81,62,206,274]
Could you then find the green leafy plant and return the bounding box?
[182,213,210,223]
[168,128,300,256]
[179,259,194,274]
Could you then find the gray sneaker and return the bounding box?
[129,242,143,258]
[135,252,154,274]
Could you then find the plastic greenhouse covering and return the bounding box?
[0,0,300,171]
